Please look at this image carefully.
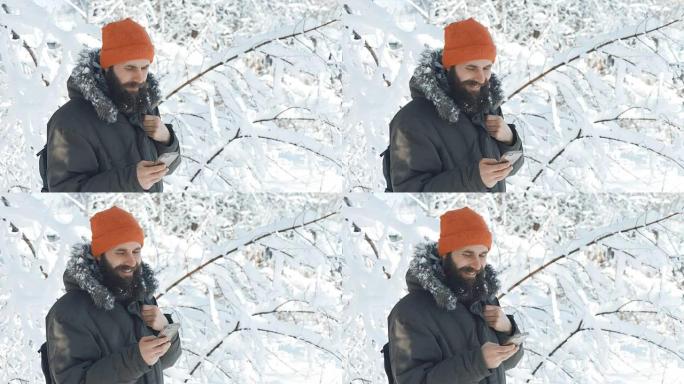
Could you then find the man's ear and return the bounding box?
[441,253,450,269]
[446,66,458,89]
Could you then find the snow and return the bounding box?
[1,193,681,382]
[1,1,680,192]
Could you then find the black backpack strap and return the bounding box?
[38,341,52,384]
[382,342,394,384]
[37,145,49,192]
[380,147,393,192]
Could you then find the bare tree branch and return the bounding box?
[164,19,339,101]
[1,196,47,278]
[498,211,680,299]
[528,317,684,381]
[184,109,342,189]
[526,109,684,189]
[156,211,338,299]
[508,19,680,101]
[342,196,391,279]
[343,4,391,86]
[185,313,343,381]
[1,4,49,86]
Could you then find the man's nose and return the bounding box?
[131,69,144,83]
[122,252,137,266]
[473,70,485,84]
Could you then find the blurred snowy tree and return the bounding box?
[340,193,684,383]
[0,0,681,192]
[0,193,344,383]
[1,193,682,382]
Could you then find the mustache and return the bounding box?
[122,81,145,89]
[458,266,482,274]
[461,79,488,87]
[114,264,140,273]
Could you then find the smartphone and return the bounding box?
[505,332,528,346]
[500,150,522,164]
[157,152,179,167]
[158,323,180,340]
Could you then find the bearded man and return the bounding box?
[386,207,524,383]
[384,18,524,192]
[42,18,181,192]
[45,206,181,383]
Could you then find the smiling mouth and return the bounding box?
[461,270,479,279]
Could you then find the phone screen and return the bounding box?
[501,151,522,164]
[157,152,179,167]
[159,323,180,339]
[506,332,528,346]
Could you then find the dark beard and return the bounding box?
[104,69,150,116]
[443,258,490,307]
[98,257,145,303]
[447,67,491,115]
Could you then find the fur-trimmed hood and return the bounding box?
[66,48,162,124]
[408,48,504,124]
[63,243,158,311]
[406,241,500,311]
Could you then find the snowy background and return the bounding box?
[342,193,684,383]
[0,193,344,383]
[0,0,682,192]
[1,192,683,383]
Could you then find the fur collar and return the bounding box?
[63,243,158,311]
[406,241,500,311]
[66,48,162,124]
[408,48,504,123]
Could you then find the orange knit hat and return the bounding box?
[442,18,496,69]
[437,207,492,257]
[99,18,154,69]
[90,206,144,257]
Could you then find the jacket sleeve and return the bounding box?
[153,123,181,175]
[158,331,181,370]
[496,314,524,371]
[490,298,524,371]
[46,117,144,192]
[158,313,182,369]
[496,124,524,176]
[47,313,151,384]
[389,114,488,192]
[147,297,182,370]
[389,313,492,384]
[493,107,524,177]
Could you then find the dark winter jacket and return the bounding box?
[45,49,181,192]
[387,49,523,192]
[45,244,182,384]
[387,242,524,384]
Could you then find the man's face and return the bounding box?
[109,59,150,94]
[446,244,488,284]
[102,241,142,281]
[99,241,144,301]
[104,59,151,115]
[452,59,493,97]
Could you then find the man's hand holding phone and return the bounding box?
[138,335,170,366]
[136,161,168,190]
[505,332,528,346]
[480,159,513,188]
